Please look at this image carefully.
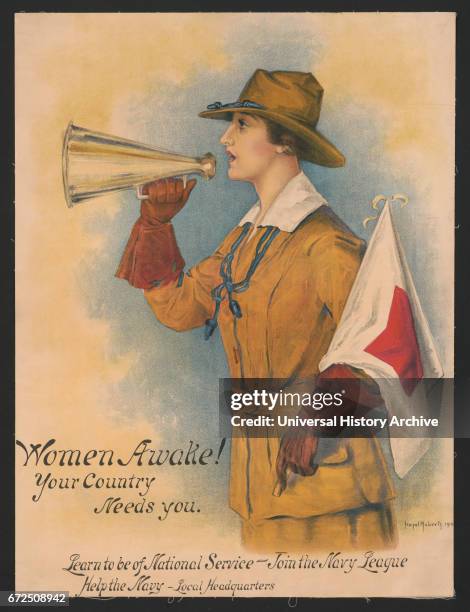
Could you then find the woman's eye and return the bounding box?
[238,119,248,129]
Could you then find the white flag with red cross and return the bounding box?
[319,201,444,477]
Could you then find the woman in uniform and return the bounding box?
[116,69,396,551]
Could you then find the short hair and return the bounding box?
[263,118,310,160]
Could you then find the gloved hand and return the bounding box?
[140,178,197,224]
[275,426,319,492]
[274,364,383,496]
[115,178,196,290]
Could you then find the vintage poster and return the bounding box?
[14,11,455,601]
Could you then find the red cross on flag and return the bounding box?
[319,202,444,477]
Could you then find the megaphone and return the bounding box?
[62,122,216,208]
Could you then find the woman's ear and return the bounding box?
[278,144,295,156]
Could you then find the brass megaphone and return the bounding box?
[62,122,216,208]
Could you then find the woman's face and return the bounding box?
[219,112,282,182]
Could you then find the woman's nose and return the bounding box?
[220,124,235,146]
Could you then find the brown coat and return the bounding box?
[145,205,395,520]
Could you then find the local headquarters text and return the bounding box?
[229,390,439,429]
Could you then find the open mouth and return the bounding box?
[227,151,236,163]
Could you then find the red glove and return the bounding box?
[140,178,196,224]
[116,178,196,290]
[274,364,383,496]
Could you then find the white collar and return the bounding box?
[238,171,328,232]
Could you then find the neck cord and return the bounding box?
[204,223,281,340]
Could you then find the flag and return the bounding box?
[319,202,444,477]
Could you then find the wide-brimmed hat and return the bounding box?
[198,69,345,167]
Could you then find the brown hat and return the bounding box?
[198,69,345,168]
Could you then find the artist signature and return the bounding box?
[404,519,453,531]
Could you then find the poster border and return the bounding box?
[2,2,468,609]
